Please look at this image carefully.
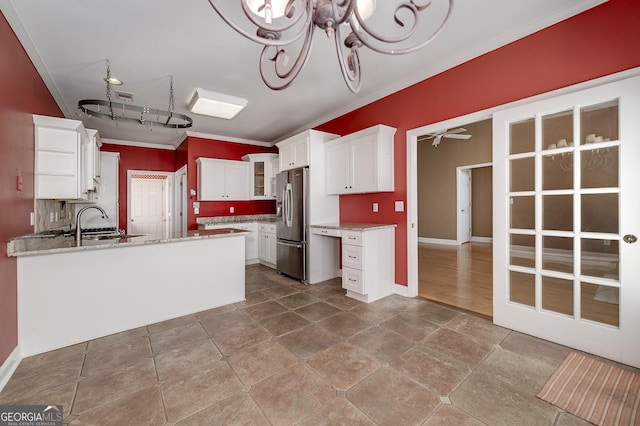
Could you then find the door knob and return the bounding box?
[623,234,637,244]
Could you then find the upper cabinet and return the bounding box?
[196,157,250,201]
[242,153,279,199]
[33,115,92,201]
[277,133,310,171]
[324,124,396,195]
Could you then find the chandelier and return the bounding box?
[548,136,614,172]
[78,60,193,129]
[207,0,454,93]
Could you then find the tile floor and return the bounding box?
[1,264,635,425]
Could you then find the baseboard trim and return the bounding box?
[0,346,21,393]
[394,283,409,297]
[418,237,458,246]
[471,236,493,243]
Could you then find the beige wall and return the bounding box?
[472,167,493,238]
[418,119,492,240]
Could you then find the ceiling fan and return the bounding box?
[423,128,472,147]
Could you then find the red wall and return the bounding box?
[183,137,277,229]
[0,13,63,365]
[101,137,277,231]
[316,0,640,286]
[100,144,176,231]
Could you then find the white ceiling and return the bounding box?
[1,0,606,147]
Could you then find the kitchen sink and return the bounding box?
[83,233,145,240]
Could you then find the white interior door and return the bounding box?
[457,168,472,244]
[130,176,167,239]
[493,75,640,368]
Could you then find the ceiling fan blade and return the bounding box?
[444,134,472,139]
[446,127,467,134]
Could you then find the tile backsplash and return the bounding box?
[35,199,73,232]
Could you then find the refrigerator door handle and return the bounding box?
[285,183,293,227]
[277,240,302,249]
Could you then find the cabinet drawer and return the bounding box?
[342,267,365,293]
[258,223,276,234]
[311,227,341,237]
[342,244,364,269]
[342,231,363,246]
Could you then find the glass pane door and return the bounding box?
[493,75,640,368]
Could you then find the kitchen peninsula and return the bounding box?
[8,228,248,357]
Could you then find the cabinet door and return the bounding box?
[225,162,250,200]
[325,142,350,194]
[252,160,266,197]
[266,233,277,264]
[350,135,378,193]
[279,145,294,171]
[292,139,309,168]
[199,161,226,200]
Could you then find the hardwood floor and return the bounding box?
[418,242,493,317]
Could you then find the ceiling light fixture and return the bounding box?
[78,59,193,129]
[188,89,248,120]
[207,0,454,93]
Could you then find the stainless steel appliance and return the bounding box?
[276,167,308,281]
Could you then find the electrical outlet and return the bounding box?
[394,201,404,212]
[373,202,379,212]
[30,212,35,226]
[230,206,235,213]
[50,212,55,222]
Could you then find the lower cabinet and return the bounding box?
[341,228,395,303]
[201,222,258,264]
[258,223,277,268]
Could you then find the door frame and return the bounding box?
[456,162,493,245]
[405,67,640,300]
[174,165,187,237]
[127,170,174,237]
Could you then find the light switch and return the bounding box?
[373,202,379,212]
[394,201,404,212]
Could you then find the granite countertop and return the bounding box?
[7,228,250,257]
[310,222,397,231]
[196,214,277,225]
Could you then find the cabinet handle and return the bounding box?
[348,278,357,282]
[348,236,357,240]
[348,255,357,259]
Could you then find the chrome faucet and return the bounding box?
[75,205,108,245]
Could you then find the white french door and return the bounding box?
[493,75,640,368]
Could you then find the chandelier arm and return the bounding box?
[207,0,312,47]
[333,25,361,92]
[330,0,355,26]
[350,0,453,55]
[258,23,316,90]
[273,21,315,80]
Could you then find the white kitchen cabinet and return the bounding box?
[277,133,310,171]
[85,129,102,192]
[324,124,396,195]
[341,228,395,303]
[242,153,279,199]
[74,152,119,228]
[33,115,90,201]
[196,157,250,201]
[201,222,259,264]
[258,222,277,268]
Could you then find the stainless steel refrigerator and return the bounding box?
[276,167,308,281]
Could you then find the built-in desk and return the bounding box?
[310,223,396,303]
